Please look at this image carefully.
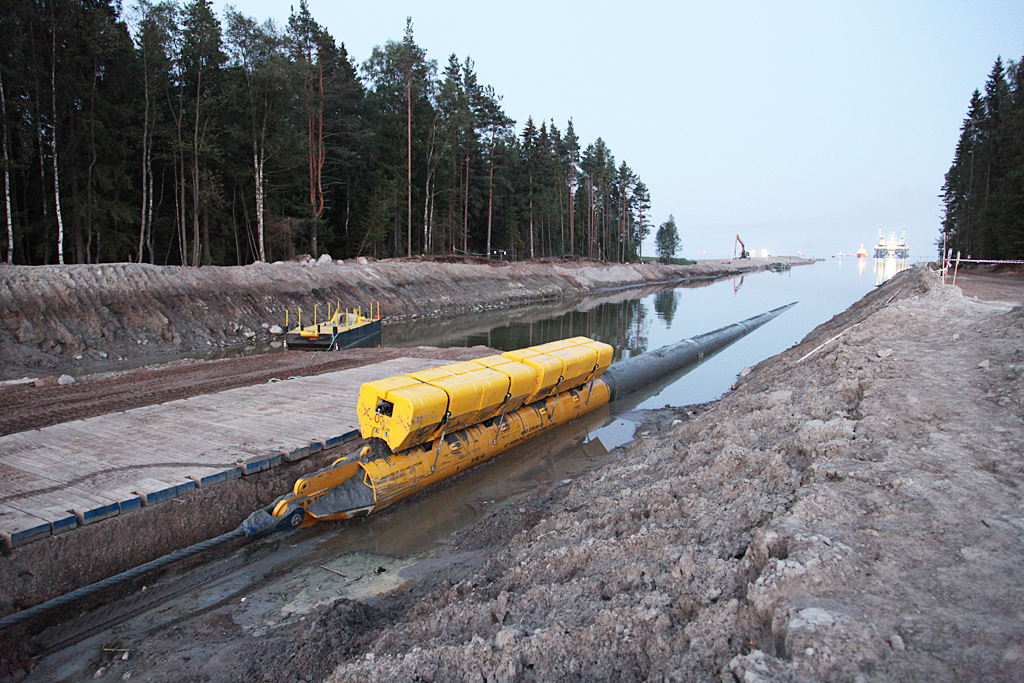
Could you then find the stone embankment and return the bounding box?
[0,257,792,379]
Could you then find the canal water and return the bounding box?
[386,258,892,409]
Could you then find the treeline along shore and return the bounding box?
[941,53,1024,261]
[1,1,653,267]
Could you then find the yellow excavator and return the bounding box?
[734,234,750,259]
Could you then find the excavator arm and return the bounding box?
[734,234,750,259]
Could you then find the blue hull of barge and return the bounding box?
[284,319,382,351]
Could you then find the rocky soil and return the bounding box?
[4,266,1023,683]
[0,257,782,380]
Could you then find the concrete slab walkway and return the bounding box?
[0,357,439,549]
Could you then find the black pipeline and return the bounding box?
[601,302,797,401]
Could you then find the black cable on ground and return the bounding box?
[0,527,246,630]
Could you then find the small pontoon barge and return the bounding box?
[284,303,381,350]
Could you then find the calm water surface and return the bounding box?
[386,258,896,408]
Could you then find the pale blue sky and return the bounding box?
[218,0,1024,259]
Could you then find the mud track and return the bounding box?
[0,346,495,437]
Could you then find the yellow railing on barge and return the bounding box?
[285,301,381,339]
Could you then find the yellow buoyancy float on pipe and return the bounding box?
[356,337,612,452]
[279,381,612,524]
[273,337,613,526]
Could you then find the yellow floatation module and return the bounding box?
[356,336,612,452]
[270,337,613,527]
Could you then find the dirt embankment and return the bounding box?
[0,257,780,379]
[33,267,1024,683]
[293,267,1019,683]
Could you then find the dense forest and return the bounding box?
[0,0,652,266]
[941,54,1024,260]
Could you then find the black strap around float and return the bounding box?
[492,392,512,446]
[584,363,599,405]
[431,410,451,474]
[548,376,564,422]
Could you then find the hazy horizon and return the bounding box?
[216,0,1024,260]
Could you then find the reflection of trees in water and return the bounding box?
[653,289,679,326]
[479,299,648,362]
[384,277,731,359]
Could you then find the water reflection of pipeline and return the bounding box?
[383,277,729,350]
[323,404,613,557]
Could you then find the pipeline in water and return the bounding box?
[0,302,795,632]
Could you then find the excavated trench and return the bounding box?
[8,262,1011,683]
[0,299,774,675]
[0,257,785,381]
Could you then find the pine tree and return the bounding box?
[362,18,435,257]
[180,0,226,265]
[1,64,12,264]
[655,214,679,263]
[564,119,579,257]
[226,11,292,263]
[521,116,537,258]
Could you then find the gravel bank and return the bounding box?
[0,258,792,379]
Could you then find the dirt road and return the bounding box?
[946,264,1024,304]
[4,266,1023,682]
[0,346,496,437]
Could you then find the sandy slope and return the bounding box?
[308,268,1023,683]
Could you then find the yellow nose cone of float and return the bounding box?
[357,375,449,452]
[545,346,593,389]
[580,340,614,378]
